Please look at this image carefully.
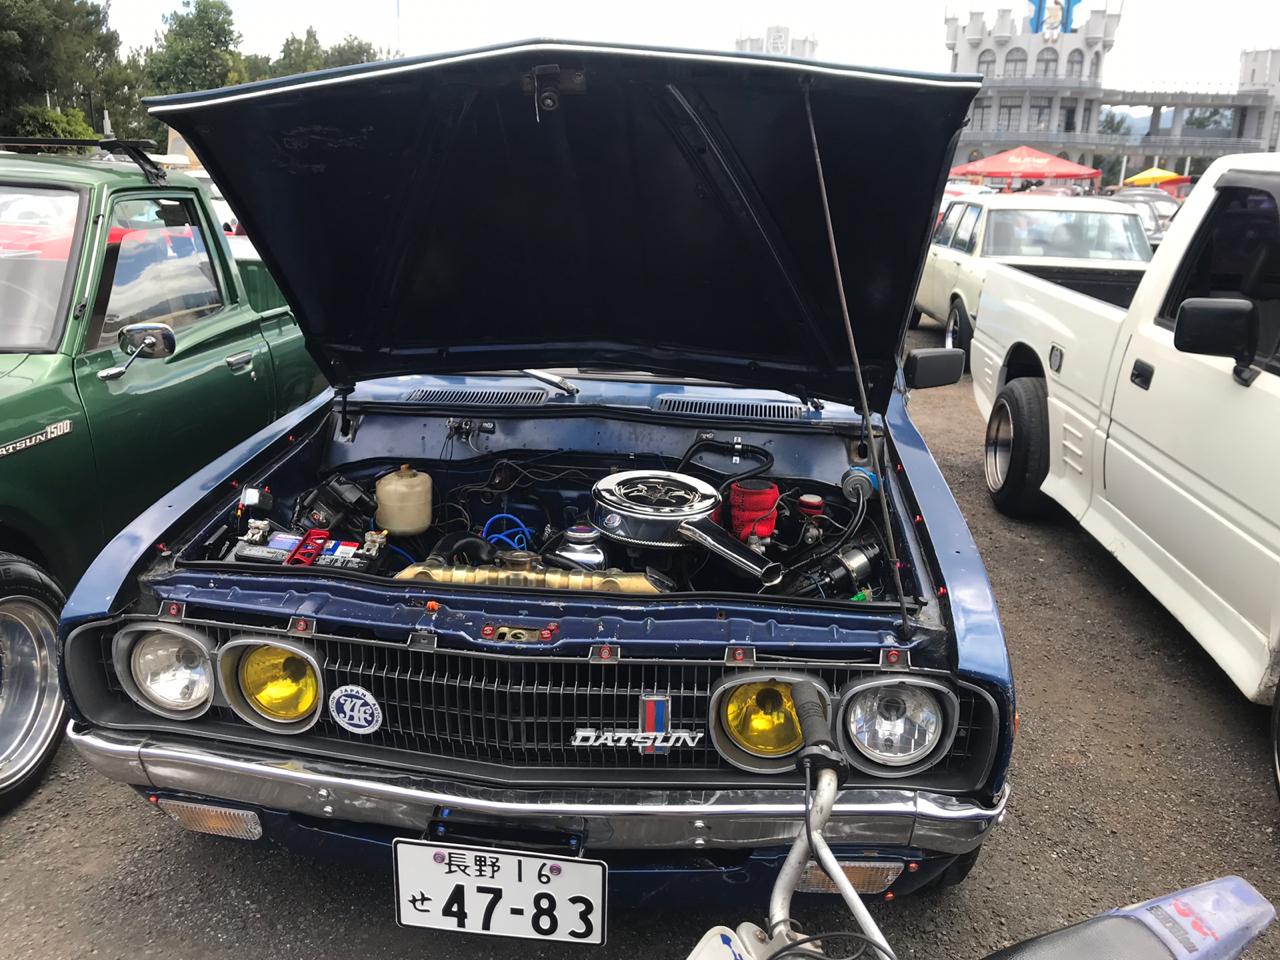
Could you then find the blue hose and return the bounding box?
[387,544,417,566]
[483,513,533,538]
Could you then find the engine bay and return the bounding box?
[195,429,908,605]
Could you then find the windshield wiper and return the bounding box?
[520,368,579,396]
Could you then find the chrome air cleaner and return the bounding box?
[590,470,782,585]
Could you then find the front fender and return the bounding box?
[887,388,1014,788]
[59,389,334,635]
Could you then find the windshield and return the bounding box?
[1123,201,1158,231]
[1149,196,1179,221]
[0,184,82,351]
[983,208,1152,262]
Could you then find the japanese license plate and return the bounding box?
[393,840,607,944]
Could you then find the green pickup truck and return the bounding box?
[0,146,325,810]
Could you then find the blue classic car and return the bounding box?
[58,41,1010,943]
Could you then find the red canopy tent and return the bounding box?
[950,145,1101,181]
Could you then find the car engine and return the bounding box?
[209,436,894,603]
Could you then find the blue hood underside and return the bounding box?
[149,40,979,409]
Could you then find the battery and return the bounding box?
[231,532,301,565]
[231,533,376,572]
[313,539,372,570]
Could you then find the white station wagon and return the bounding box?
[915,194,1153,366]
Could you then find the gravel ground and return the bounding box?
[3,323,1277,959]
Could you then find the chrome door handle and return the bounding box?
[224,351,253,370]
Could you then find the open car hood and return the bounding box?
[149,40,978,409]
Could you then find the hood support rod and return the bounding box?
[803,82,912,641]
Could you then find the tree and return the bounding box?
[146,0,241,96]
[323,35,382,69]
[99,52,151,138]
[274,27,325,77]
[1186,108,1231,131]
[230,52,273,85]
[0,0,127,133]
[1098,110,1132,186]
[1099,110,1130,136]
[13,103,95,139]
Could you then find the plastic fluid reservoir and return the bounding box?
[375,465,432,535]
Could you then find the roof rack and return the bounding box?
[0,137,165,184]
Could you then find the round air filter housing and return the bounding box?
[590,470,782,584]
[591,470,719,548]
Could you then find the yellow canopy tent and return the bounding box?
[1124,166,1182,187]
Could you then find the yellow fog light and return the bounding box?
[723,681,803,757]
[238,644,319,721]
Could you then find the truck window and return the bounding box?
[87,197,223,351]
[1160,185,1280,375]
[0,185,82,351]
[934,202,965,246]
[238,260,289,312]
[951,204,981,253]
[983,209,1151,261]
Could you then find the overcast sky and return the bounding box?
[107,1,1279,93]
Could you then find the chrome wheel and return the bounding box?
[0,597,64,797]
[944,309,957,350]
[984,397,1015,493]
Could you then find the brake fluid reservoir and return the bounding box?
[374,465,432,535]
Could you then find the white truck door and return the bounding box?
[1103,178,1280,701]
[917,201,966,319]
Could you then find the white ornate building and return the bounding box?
[948,9,1277,173]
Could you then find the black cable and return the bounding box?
[676,438,774,495]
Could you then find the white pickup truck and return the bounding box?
[969,153,1280,776]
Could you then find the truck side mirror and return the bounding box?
[904,347,965,389]
[97,322,177,382]
[1173,297,1260,386]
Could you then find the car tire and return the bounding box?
[1272,696,1280,804]
[944,301,973,372]
[908,311,923,330]
[0,553,67,815]
[984,378,1051,519]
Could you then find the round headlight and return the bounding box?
[129,631,213,713]
[238,644,319,721]
[723,681,803,757]
[846,683,943,767]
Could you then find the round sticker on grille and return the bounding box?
[328,684,383,734]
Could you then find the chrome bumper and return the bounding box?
[68,723,1008,855]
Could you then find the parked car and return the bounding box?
[1116,186,1182,225]
[59,42,1013,936]
[0,147,324,811]
[1110,193,1167,249]
[913,195,1152,367]
[188,168,238,234]
[968,152,1280,786]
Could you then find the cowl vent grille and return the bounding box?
[655,396,805,420]
[402,387,548,406]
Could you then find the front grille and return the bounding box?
[304,641,866,770]
[89,626,998,788]
[401,387,548,406]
